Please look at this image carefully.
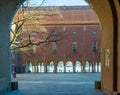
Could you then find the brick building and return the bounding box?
[12,6,101,73]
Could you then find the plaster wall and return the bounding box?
[88,0,114,94]
[0,0,24,94]
[115,0,120,93]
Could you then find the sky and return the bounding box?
[28,0,89,6]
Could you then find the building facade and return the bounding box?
[12,6,101,73]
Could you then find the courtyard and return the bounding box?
[6,73,106,95]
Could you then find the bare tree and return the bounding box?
[11,0,67,52]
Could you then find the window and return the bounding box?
[52,31,57,35]
[72,40,77,53]
[72,31,76,35]
[52,42,57,53]
[93,40,97,53]
[92,30,96,35]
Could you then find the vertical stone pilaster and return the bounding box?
[40,64,42,72]
[44,64,47,73]
[47,65,50,72]
[96,63,98,72]
[81,65,83,72]
[64,65,66,73]
[36,64,38,73]
[54,65,57,73]
[73,65,76,73]
[92,64,94,72]
[0,0,25,93]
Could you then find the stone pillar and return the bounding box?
[44,64,47,73]
[97,63,99,72]
[0,0,24,93]
[73,65,76,73]
[36,64,38,73]
[90,64,92,72]
[81,65,83,72]
[82,61,86,72]
[34,65,36,73]
[54,65,57,73]
[89,64,91,72]
[95,63,97,72]
[92,64,95,72]
[32,66,34,72]
[64,65,66,73]
[92,64,94,72]
[40,64,42,72]
[47,65,50,72]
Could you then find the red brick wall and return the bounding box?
[12,6,101,71]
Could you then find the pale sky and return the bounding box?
[28,0,89,6]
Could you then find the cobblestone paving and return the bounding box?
[6,73,107,95]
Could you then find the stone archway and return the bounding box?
[87,0,119,94]
[0,0,119,95]
[66,61,73,72]
[75,61,82,72]
[58,61,64,72]
[49,61,54,72]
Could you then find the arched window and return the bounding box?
[72,40,77,53]
[93,40,97,53]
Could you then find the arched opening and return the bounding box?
[24,62,29,73]
[37,62,41,72]
[50,61,54,72]
[84,61,90,72]
[89,62,93,72]
[41,62,44,72]
[29,61,33,73]
[1,1,117,94]
[75,61,82,72]
[58,61,64,72]
[66,61,73,72]
[98,61,101,72]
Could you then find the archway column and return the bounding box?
[82,61,85,72]
[88,0,119,94]
[73,64,76,73]
[40,64,42,72]
[115,0,120,93]
[54,65,57,73]
[34,63,37,73]
[92,62,95,72]
[64,65,66,73]
[36,63,39,73]
[97,63,99,72]
[44,64,47,73]
[0,0,25,93]
[81,65,84,72]
[47,65,50,72]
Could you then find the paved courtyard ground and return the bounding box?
[6,73,107,95]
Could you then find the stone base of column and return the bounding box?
[102,86,120,95]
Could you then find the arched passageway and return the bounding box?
[41,63,44,72]
[29,62,33,73]
[58,61,64,72]
[84,61,90,72]
[75,61,82,72]
[0,0,119,95]
[66,61,73,72]
[50,61,54,72]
